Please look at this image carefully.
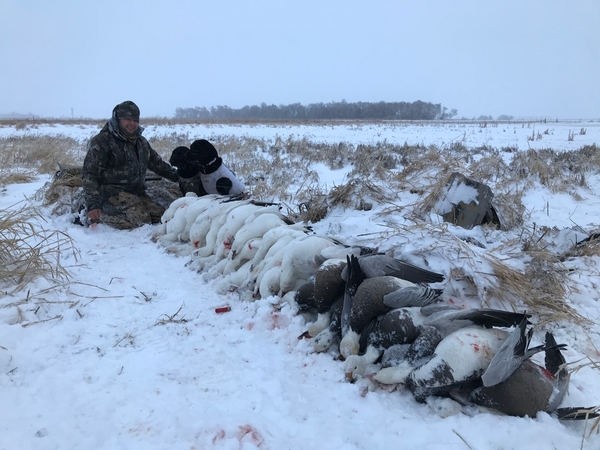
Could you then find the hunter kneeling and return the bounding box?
[81,100,180,230]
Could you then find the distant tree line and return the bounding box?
[174,100,457,121]
[477,114,514,121]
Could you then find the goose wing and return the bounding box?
[358,254,444,283]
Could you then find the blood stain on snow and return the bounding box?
[237,424,265,447]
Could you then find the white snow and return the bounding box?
[435,179,480,215]
[1,120,600,449]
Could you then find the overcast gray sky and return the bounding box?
[1,0,598,119]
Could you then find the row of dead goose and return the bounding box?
[153,193,598,421]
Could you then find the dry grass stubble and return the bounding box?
[0,203,78,294]
[1,128,600,325]
[0,134,83,176]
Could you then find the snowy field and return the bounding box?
[1,120,600,450]
[1,119,599,152]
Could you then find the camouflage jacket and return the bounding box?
[82,117,178,211]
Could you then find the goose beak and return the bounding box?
[297,330,311,340]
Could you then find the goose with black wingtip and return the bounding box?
[339,255,444,359]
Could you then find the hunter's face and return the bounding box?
[119,117,139,134]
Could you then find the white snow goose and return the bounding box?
[371,307,530,385]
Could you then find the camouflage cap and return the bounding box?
[114,101,140,121]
